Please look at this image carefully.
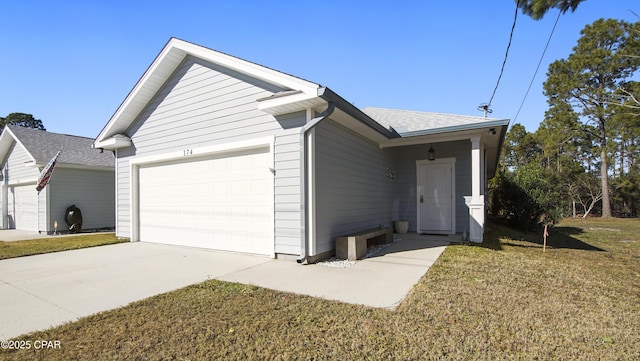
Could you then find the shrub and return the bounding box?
[489,164,565,228]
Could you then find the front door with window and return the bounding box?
[416,158,455,234]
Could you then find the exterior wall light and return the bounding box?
[427,144,436,161]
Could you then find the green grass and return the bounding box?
[0,233,125,259]
[1,219,639,360]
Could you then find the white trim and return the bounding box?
[306,123,317,257]
[416,158,456,235]
[469,136,482,201]
[94,135,132,150]
[129,137,274,166]
[7,178,38,186]
[380,128,490,149]
[129,137,275,257]
[115,149,119,238]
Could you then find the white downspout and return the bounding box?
[297,99,335,264]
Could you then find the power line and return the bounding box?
[479,1,520,116]
[513,10,562,123]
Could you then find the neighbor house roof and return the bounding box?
[0,125,114,169]
[362,107,510,137]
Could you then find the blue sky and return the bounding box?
[1,0,638,138]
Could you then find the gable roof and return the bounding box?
[95,37,324,147]
[0,125,114,169]
[362,107,510,137]
[94,38,508,150]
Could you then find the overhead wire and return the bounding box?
[485,1,520,111]
[512,10,562,123]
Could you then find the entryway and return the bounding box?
[416,158,455,234]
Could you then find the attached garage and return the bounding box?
[132,141,274,256]
[7,184,38,231]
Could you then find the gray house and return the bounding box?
[94,38,509,261]
[0,125,115,233]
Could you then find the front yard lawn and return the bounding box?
[1,219,638,360]
[0,233,125,260]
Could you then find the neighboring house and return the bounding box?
[94,38,509,261]
[0,125,115,233]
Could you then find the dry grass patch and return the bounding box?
[1,219,638,360]
[0,233,124,259]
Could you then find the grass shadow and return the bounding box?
[481,220,605,252]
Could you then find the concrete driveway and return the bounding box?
[0,236,448,340]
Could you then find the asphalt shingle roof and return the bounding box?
[7,125,114,168]
[362,106,506,136]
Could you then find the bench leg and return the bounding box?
[336,236,368,261]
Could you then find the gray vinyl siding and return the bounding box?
[126,56,284,154]
[3,143,39,183]
[116,56,304,254]
[274,130,303,254]
[115,148,133,238]
[314,119,394,255]
[390,140,471,233]
[48,168,115,232]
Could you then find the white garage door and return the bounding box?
[138,147,273,255]
[8,184,39,231]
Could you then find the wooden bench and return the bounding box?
[335,227,393,261]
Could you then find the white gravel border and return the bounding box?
[317,238,401,268]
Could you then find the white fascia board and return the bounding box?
[96,47,186,143]
[380,127,493,148]
[175,39,319,93]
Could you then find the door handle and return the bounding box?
[420,195,424,203]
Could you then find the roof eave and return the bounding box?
[94,134,132,150]
[257,90,327,115]
[397,118,510,138]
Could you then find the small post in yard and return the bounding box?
[543,224,549,253]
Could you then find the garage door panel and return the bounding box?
[138,147,273,255]
[8,184,39,231]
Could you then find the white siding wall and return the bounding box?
[116,56,304,254]
[313,119,394,254]
[1,142,41,230]
[4,143,39,183]
[48,168,115,232]
[390,140,471,233]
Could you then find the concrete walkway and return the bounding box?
[0,234,448,340]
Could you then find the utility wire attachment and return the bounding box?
[477,103,493,117]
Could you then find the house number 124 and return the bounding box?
[183,149,193,156]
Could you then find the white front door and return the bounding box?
[416,158,455,234]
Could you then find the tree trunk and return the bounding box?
[601,146,612,218]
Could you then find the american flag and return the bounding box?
[36,149,62,193]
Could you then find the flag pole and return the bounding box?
[35,147,63,234]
